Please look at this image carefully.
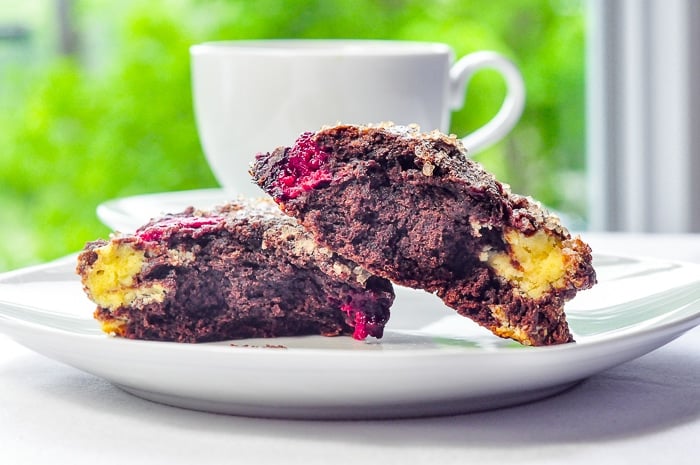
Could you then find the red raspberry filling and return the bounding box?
[136,216,223,242]
[275,132,332,200]
[341,299,385,340]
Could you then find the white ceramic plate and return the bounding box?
[1,254,700,419]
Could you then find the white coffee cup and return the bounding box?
[190,39,525,197]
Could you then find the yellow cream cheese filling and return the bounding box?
[99,317,128,336]
[485,229,567,299]
[85,242,166,310]
[489,304,532,345]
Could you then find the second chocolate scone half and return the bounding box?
[77,199,393,343]
[250,123,597,346]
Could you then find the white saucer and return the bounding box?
[1,254,700,419]
[96,188,236,232]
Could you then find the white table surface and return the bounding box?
[2,233,699,465]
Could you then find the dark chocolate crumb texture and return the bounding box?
[76,199,393,343]
[251,123,596,346]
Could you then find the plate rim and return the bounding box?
[1,252,700,358]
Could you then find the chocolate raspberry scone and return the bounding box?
[251,123,596,346]
[76,199,393,342]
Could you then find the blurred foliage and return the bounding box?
[0,0,585,272]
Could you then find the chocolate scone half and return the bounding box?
[251,123,596,346]
[76,199,393,343]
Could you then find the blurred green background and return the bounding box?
[0,0,585,272]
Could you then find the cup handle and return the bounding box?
[449,51,525,155]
